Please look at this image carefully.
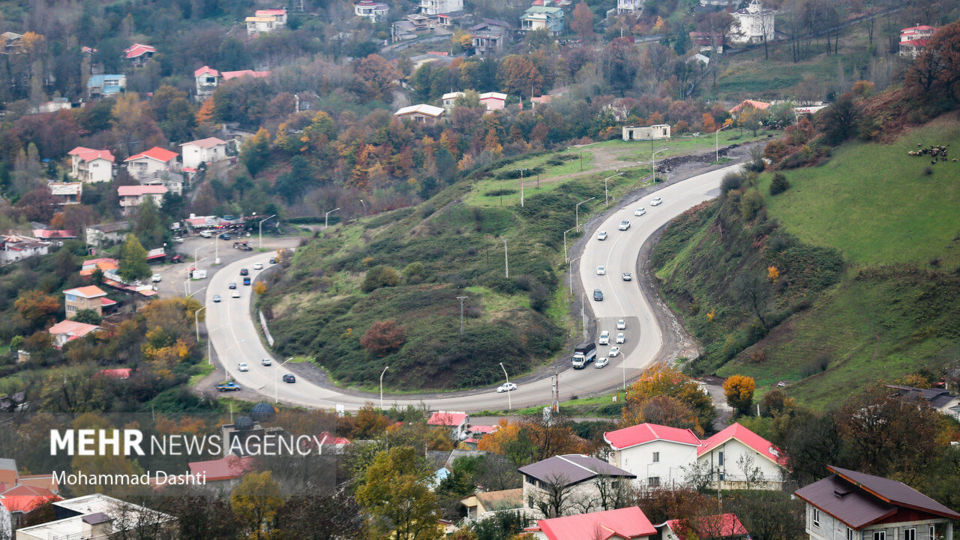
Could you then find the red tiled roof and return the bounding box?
[697,423,788,467]
[48,320,99,339]
[100,297,117,307]
[471,425,499,434]
[69,146,115,163]
[98,368,132,379]
[900,39,930,47]
[528,507,656,540]
[604,423,701,450]
[181,137,226,149]
[665,513,748,539]
[117,185,168,197]
[63,285,108,298]
[428,411,468,426]
[901,25,936,33]
[125,146,178,163]
[730,99,771,114]
[194,65,219,78]
[255,8,286,16]
[124,43,156,59]
[221,70,271,81]
[32,229,76,239]
[188,455,255,482]
[0,484,60,513]
[317,431,351,446]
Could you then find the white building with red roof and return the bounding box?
[48,320,100,348]
[603,423,702,489]
[180,137,228,169]
[123,43,156,66]
[899,25,937,58]
[68,147,115,183]
[195,65,220,100]
[118,184,168,213]
[428,410,470,440]
[660,513,749,540]
[525,506,657,540]
[696,422,788,490]
[479,92,507,112]
[246,8,287,35]
[124,146,179,181]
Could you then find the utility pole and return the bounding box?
[517,169,526,207]
[456,296,467,336]
[503,238,509,278]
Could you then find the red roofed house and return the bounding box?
[80,257,119,277]
[124,146,179,181]
[0,458,60,536]
[795,466,959,540]
[187,455,255,490]
[68,147,115,183]
[63,285,109,319]
[123,43,156,67]
[32,229,77,245]
[180,137,228,169]
[428,411,470,440]
[696,422,788,490]
[479,92,507,112]
[603,423,702,489]
[246,8,287,36]
[48,320,100,348]
[195,65,220,100]
[317,431,352,454]
[899,25,937,58]
[660,513,749,540]
[729,99,770,118]
[118,185,168,213]
[525,506,657,540]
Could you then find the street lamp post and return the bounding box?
[563,226,577,262]
[568,255,581,293]
[651,148,671,183]
[275,357,294,404]
[194,306,206,342]
[603,172,623,206]
[258,214,277,249]
[324,208,341,229]
[503,238,509,278]
[379,365,390,410]
[517,169,526,207]
[715,123,732,163]
[359,199,367,215]
[214,233,220,265]
[194,247,201,274]
[499,362,512,411]
[575,197,596,232]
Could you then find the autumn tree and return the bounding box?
[361,320,406,356]
[571,2,595,42]
[361,265,401,292]
[241,128,271,176]
[601,38,640,95]
[621,395,703,436]
[355,446,442,540]
[722,375,756,415]
[498,55,544,98]
[355,54,401,102]
[906,19,960,105]
[231,471,283,539]
[118,233,151,282]
[818,93,859,145]
[623,365,714,430]
[15,290,60,329]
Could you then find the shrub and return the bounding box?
[740,189,765,221]
[720,172,744,197]
[360,320,406,356]
[72,309,102,325]
[361,265,401,293]
[769,173,790,195]
[402,262,426,284]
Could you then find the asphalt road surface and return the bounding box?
[205,164,744,411]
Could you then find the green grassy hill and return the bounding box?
[652,115,960,408]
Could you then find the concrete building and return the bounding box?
[479,92,507,112]
[85,222,130,248]
[180,137,228,169]
[246,8,287,36]
[618,0,644,13]
[124,146,179,181]
[48,320,100,348]
[63,285,110,319]
[68,147,115,183]
[355,0,390,21]
[729,0,775,45]
[461,488,523,522]
[195,65,220,100]
[0,235,50,265]
[48,182,82,205]
[420,0,463,16]
[123,43,155,67]
[696,423,788,490]
[15,494,173,540]
[622,124,671,141]
[394,104,445,125]
[899,25,937,58]
[603,423,701,488]
[427,411,470,440]
[470,19,510,55]
[86,74,125,99]
[118,185,168,213]
[442,91,465,112]
[519,454,635,518]
[521,5,565,36]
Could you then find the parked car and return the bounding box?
[239,244,253,251]
[237,362,249,372]
[172,237,184,243]
[617,319,626,330]
[497,382,518,393]
[240,268,249,276]
[634,207,646,216]
[261,358,272,366]
[593,289,604,301]
[597,231,608,241]
[282,374,296,383]
[151,274,162,283]
[599,330,610,345]
[651,197,663,206]
[595,356,609,368]
[199,230,213,238]
[171,254,184,263]
[219,233,231,240]
[216,381,241,392]
[269,257,277,264]
[622,272,632,281]
[212,294,221,303]
[608,346,621,357]
[231,290,240,298]
[228,282,237,289]
[596,265,606,275]
[253,263,264,270]
[618,220,631,231]
[616,332,625,344]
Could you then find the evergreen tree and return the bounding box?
[118,233,151,282]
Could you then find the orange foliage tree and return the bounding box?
[722,375,756,415]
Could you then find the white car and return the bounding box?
[618,220,631,231]
[597,231,608,241]
[253,263,264,270]
[497,382,518,393]
[617,319,626,330]
[237,362,249,372]
[231,290,240,298]
[616,333,625,344]
[596,265,606,275]
[634,207,646,216]
[598,331,610,345]
[651,197,663,206]
[622,272,632,281]
[151,274,162,283]
[261,358,272,366]
[608,346,621,357]
[595,356,609,368]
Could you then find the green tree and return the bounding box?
[118,234,151,282]
[72,309,102,325]
[361,265,401,293]
[355,446,442,540]
[231,471,283,539]
[241,128,271,176]
[133,196,165,249]
[769,173,790,195]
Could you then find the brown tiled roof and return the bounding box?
[519,454,635,488]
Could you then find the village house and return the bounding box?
[659,513,750,540]
[48,320,100,348]
[86,74,126,99]
[124,146,179,180]
[118,185,168,213]
[622,124,671,141]
[194,65,220,100]
[460,488,523,522]
[899,25,937,58]
[427,411,470,440]
[0,235,50,265]
[180,137,228,170]
[246,8,287,36]
[442,91,464,113]
[48,182,82,205]
[470,19,510,55]
[15,493,173,540]
[123,43,155,67]
[519,454,636,518]
[618,0,643,14]
[31,97,72,114]
[85,222,129,248]
[32,229,77,246]
[68,147,115,183]
[886,384,960,420]
[729,0,775,45]
[795,466,959,540]
[1,31,23,54]
[63,285,111,319]
[525,506,657,540]
[185,455,255,492]
[521,4,565,36]
[696,422,788,490]
[480,92,507,112]
[420,0,463,16]
[729,99,770,119]
[603,423,702,488]
[394,104,445,125]
[0,458,59,538]
[354,1,390,21]
[80,257,119,278]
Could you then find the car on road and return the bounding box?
[242,277,251,286]
[595,356,609,368]
[212,294,221,303]
[497,382,518,393]
[253,263,264,270]
[216,382,241,392]
[151,274,162,282]
[237,362,249,372]
[593,289,604,301]
[618,220,630,231]
[238,244,253,251]
[282,374,296,383]
[200,230,213,238]
[597,231,607,241]
[171,254,184,263]
[598,330,610,345]
[172,237,184,243]
[240,268,249,276]
[608,346,621,357]
[622,272,632,281]
[617,319,626,330]
[651,197,663,206]
[261,358,272,366]
[634,207,646,216]
[596,265,606,275]
[219,233,231,240]
[269,257,277,264]
[228,282,237,289]
[616,332,625,344]
[231,290,240,299]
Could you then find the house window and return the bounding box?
[904,529,915,540]
[873,531,885,540]
[812,508,821,527]
[718,451,724,466]
[652,452,660,463]
[929,526,936,539]
[647,477,660,487]
[846,527,854,540]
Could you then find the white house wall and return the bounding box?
[696,439,784,489]
[609,441,698,488]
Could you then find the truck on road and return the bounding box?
[571,342,597,369]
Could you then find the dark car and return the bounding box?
[219,233,231,240]
[240,268,249,276]
[228,282,237,289]
[593,289,603,301]
[282,374,296,383]
[269,258,277,264]
[239,244,253,251]
[216,382,241,392]
[171,254,184,263]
